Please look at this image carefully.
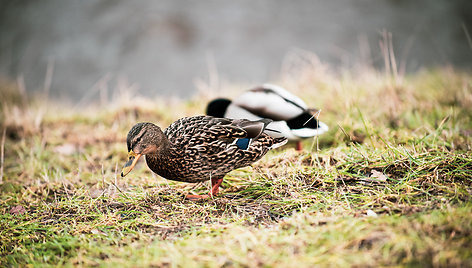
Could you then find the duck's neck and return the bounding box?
[157,138,173,158]
[144,131,181,179]
[151,127,173,158]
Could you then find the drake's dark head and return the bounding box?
[206,98,231,118]
[122,122,165,177]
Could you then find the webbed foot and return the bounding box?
[185,194,210,201]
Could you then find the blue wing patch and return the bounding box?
[235,138,251,150]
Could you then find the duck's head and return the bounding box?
[121,122,163,177]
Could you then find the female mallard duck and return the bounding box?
[206,84,328,151]
[121,115,287,199]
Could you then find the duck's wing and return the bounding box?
[182,117,284,173]
[206,117,271,140]
[232,84,310,121]
[164,116,273,152]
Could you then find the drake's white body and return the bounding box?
[225,104,328,140]
[209,84,328,141]
[232,84,307,120]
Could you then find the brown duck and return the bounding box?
[121,115,287,199]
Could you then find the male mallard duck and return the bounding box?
[121,115,287,199]
[206,84,328,151]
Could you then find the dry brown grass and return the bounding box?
[0,57,471,266]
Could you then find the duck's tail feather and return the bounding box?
[237,118,273,139]
[271,137,288,149]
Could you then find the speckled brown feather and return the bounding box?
[133,115,287,183]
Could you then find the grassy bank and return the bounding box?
[0,61,471,266]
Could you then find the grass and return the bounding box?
[0,56,471,267]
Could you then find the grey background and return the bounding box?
[1,0,471,101]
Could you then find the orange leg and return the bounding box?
[296,140,303,151]
[186,178,224,200]
[210,178,224,196]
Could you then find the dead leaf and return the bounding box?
[370,170,388,182]
[366,209,378,217]
[91,229,107,235]
[53,143,78,155]
[10,205,26,215]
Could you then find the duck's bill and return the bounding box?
[121,151,142,177]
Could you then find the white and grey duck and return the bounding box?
[206,84,328,150]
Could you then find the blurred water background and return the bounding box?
[0,0,471,101]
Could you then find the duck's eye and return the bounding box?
[136,137,141,143]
